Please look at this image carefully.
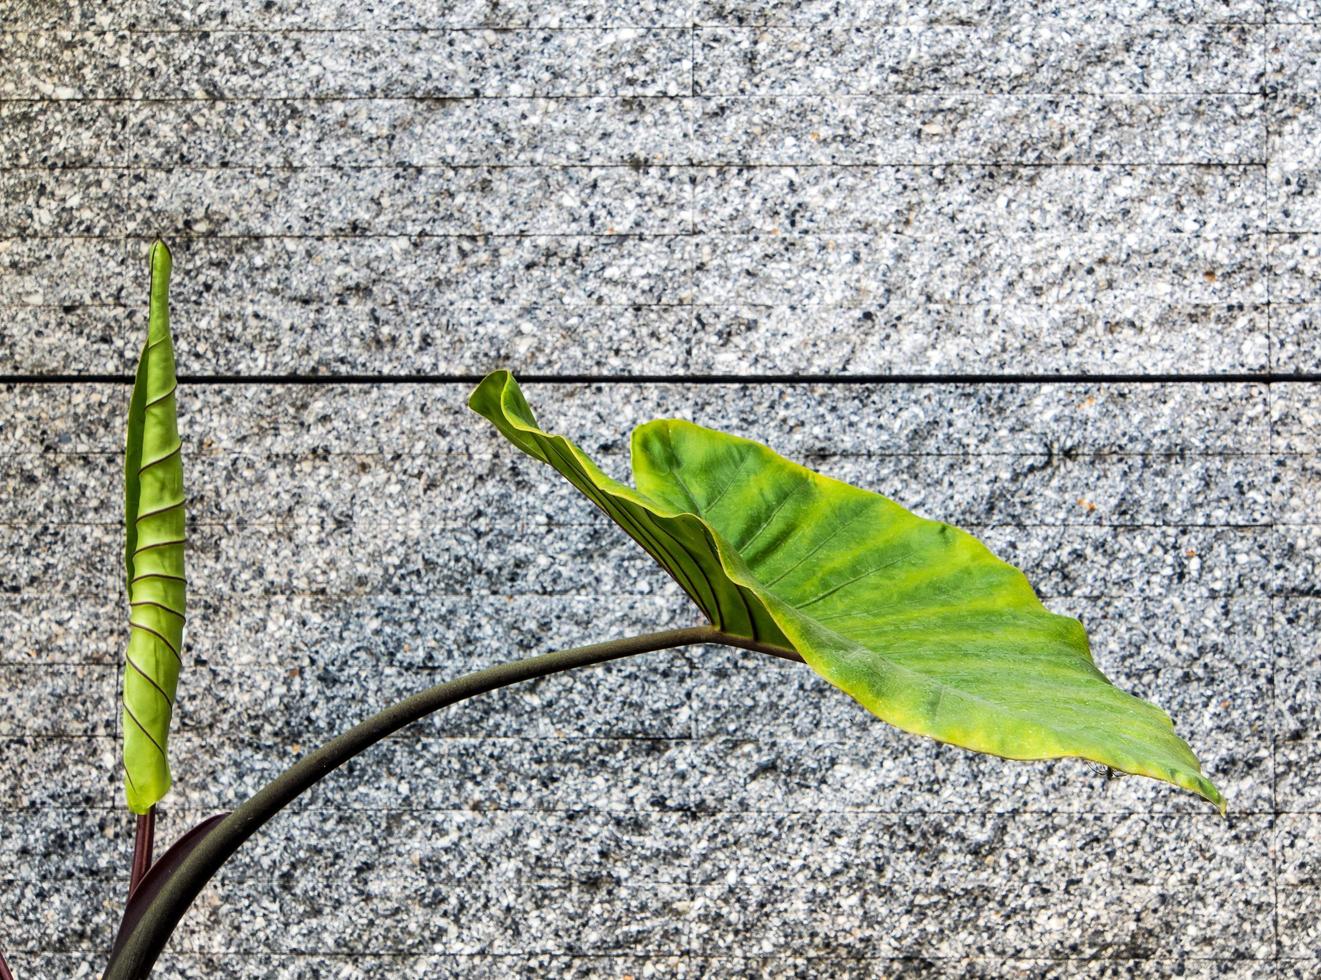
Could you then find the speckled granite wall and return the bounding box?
[1,2,1317,977]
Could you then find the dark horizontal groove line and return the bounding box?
[0,161,1274,172]
[3,521,1315,536]
[2,799,1304,814]
[0,89,1271,100]
[0,790,1303,812]
[0,944,1297,961]
[0,95,699,104]
[0,22,1267,33]
[0,228,1278,245]
[6,163,676,172]
[15,599,1315,607]
[0,230,1270,242]
[3,372,1319,385]
[0,299,1276,309]
[1,233,695,243]
[2,26,694,34]
[0,449,1291,460]
[0,305,1282,318]
[0,804,1305,820]
[3,17,1274,31]
[142,958,1293,966]
[1,165,1271,175]
[0,93,1268,104]
[12,592,1317,604]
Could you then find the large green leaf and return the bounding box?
[470,371,1223,810]
[122,241,186,814]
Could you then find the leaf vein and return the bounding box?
[129,621,182,665]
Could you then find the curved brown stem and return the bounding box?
[128,808,155,897]
[0,946,14,980]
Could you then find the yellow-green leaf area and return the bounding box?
[470,370,1223,811]
[122,241,186,814]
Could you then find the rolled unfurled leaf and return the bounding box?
[122,241,186,814]
[470,370,1223,811]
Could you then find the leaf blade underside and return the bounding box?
[470,370,1223,811]
[122,241,186,815]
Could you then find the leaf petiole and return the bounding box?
[128,808,155,897]
[103,626,799,979]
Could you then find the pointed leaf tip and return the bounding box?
[472,371,1224,811]
[150,238,172,268]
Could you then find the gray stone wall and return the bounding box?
[0,1,1316,977]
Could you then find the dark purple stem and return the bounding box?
[103,626,801,979]
[128,809,156,897]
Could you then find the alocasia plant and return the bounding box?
[0,246,1223,979]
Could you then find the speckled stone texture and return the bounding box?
[0,2,1317,979]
